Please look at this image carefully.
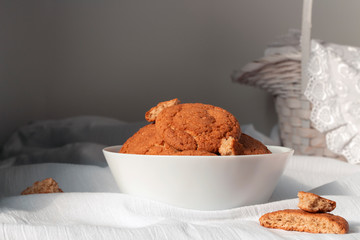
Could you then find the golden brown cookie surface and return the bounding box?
[145,143,179,155]
[259,209,348,234]
[119,124,178,155]
[298,191,336,213]
[174,150,217,156]
[155,103,241,153]
[238,133,271,155]
[21,178,63,195]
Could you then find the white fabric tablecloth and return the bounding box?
[1,155,360,239]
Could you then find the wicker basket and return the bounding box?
[233,0,341,159]
[233,53,339,158]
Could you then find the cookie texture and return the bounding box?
[238,133,271,155]
[259,209,348,234]
[145,98,180,122]
[155,103,241,153]
[298,191,336,213]
[119,124,178,155]
[21,178,63,195]
[174,150,217,156]
[219,136,243,155]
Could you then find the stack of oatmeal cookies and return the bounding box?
[260,191,349,234]
[120,99,271,156]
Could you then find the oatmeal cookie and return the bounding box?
[119,124,178,155]
[259,209,348,234]
[21,178,63,195]
[155,103,241,153]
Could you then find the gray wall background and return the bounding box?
[1,0,359,145]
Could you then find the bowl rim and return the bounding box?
[103,145,294,159]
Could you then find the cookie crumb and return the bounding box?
[21,178,63,195]
[219,136,243,155]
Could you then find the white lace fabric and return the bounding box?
[305,40,360,164]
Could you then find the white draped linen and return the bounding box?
[1,155,360,239]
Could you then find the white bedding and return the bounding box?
[1,156,360,239]
[0,116,147,167]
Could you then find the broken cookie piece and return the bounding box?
[238,133,271,155]
[298,191,336,213]
[259,209,348,234]
[219,136,243,155]
[21,178,63,195]
[145,98,180,122]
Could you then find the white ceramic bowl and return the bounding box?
[103,145,293,210]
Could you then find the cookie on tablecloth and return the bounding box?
[298,191,336,213]
[259,209,348,234]
[21,178,63,195]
